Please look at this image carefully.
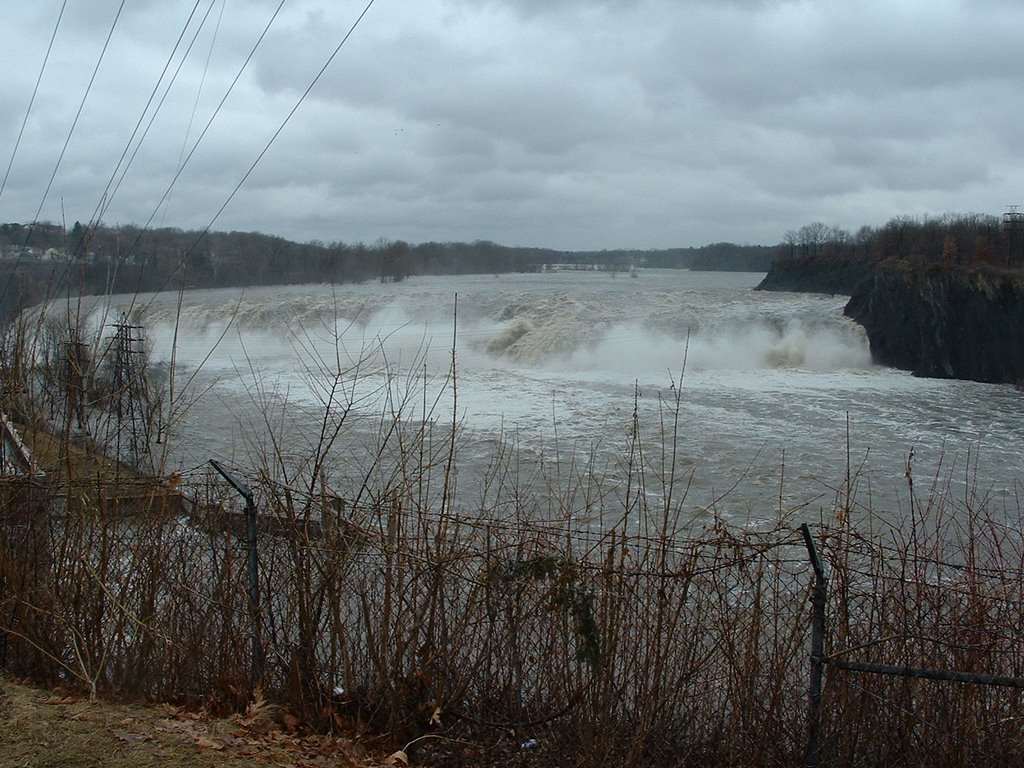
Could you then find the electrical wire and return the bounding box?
[161,0,229,226]
[182,0,381,257]
[109,0,382,304]
[131,0,290,245]
[0,0,67,204]
[30,0,126,231]
[85,0,212,236]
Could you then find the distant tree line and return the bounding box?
[2,212,1016,318]
[776,213,1022,268]
[0,221,777,317]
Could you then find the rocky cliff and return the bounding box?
[758,255,1024,384]
[844,261,1024,384]
[754,255,876,295]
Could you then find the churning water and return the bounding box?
[86,269,1024,525]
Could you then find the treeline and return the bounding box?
[776,213,1023,267]
[0,223,550,291]
[0,221,775,313]
[2,213,1015,317]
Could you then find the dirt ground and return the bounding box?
[0,675,407,768]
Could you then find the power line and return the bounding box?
[31,0,127,230]
[101,0,288,276]
[120,0,380,295]
[162,0,229,226]
[106,0,289,274]
[0,0,67,203]
[86,0,212,235]
[186,0,381,255]
[133,0,290,243]
[0,0,70,305]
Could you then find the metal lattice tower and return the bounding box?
[1002,205,1024,267]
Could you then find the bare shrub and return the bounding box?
[2,312,1024,767]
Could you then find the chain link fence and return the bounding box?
[2,468,1024,767]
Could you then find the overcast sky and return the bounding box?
[1,0,1022,250]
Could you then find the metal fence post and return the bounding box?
[801,523,826,768]
[210,459,263,688]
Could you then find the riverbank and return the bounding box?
[0,674,388,768]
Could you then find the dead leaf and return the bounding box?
[156,718,198,736]
[45,695,77,705]
[386,749,409,765]
[113,731,152,744]
[194,735,226,750]
[283,710,301,733]
[429,705,442,726]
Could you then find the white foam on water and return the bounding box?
[52,271,1024,520]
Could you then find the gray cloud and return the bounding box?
[2,0,1023,249]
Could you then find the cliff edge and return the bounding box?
[844,261,1024,384]
[758,255,1024,384]
[754,254,876,295]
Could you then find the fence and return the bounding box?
[801,522,1024,767]
[3,469,1024,767]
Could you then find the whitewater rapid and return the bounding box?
[71,269,1024,525]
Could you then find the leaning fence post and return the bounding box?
[800,523,826,767]
[210,459,263,689]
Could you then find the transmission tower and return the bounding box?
[110,314,146,467]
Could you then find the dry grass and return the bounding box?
[0,674,382,768]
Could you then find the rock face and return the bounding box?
[757,255,1024,384]
[754,255,876,295]
[844,262,1024,384]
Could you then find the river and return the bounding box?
[80,269,1024,528]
